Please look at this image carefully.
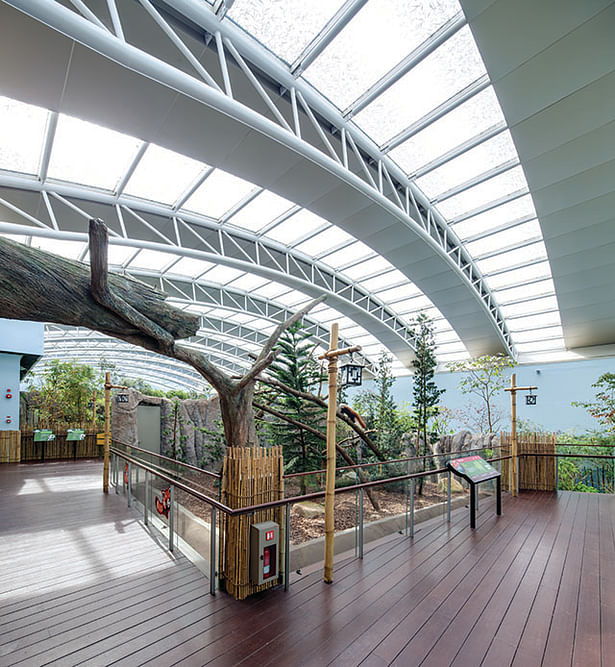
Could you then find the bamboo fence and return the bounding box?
[20,425,102,462]
[0,431,20,463]
[221,446,284,600]
[501,432,557,491]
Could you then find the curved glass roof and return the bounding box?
[0,0,576,387]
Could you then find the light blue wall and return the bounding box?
[350,357,615,435]
[0,353,20,429]
[0,318,44,356]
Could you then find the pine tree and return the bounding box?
[411,313,445,474]
[264,322,327,492]
[353,351,401,458]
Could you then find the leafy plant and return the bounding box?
[447,354,516,433]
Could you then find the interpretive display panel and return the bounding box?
[447,455,501,529]
[448,455,499,483]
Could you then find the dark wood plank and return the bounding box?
[599,494,615,663]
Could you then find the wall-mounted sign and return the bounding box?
[116,393,129,403]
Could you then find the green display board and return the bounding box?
[448,455,499,483]
[66,428,85,441]
[33,429,55,442]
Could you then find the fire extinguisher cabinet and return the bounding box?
[250,521,279,586]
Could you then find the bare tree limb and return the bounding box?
[258,376,388,460]
[254,400,380,510]
[89,219,175,353]
[234,350,278,393]
[254,294,327,364]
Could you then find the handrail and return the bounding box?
[522,452,615,460]
[285,444,507,479]
[113,440,221,479]
[111,445,510,517]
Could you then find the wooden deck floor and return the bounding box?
[0,461,612,666]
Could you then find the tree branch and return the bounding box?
[89,219,175,354]
[254,294,326,365]
[234,350,278,393]
[258,376,388,461]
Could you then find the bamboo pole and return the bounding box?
[103,372,111,493]
[92,389,97,429]
[323,323,339,584]
[510,373,517,497]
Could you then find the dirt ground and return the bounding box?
[174,478,465,545]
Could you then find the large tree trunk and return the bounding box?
[0,221,325,449]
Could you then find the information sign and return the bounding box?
[66,428,85,441]
[116,393,129,403]
[33,429,55,442]
[447,455,499,483]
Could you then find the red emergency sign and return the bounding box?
[265,529,274,541]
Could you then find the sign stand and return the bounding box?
[447,455,502,529]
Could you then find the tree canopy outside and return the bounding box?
[448,354,516,433]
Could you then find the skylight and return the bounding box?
[389,86,505,175]
[264,209,326,245]
[416,131,518,199]
[123,144,207,205]
[293,225,355,255]
[306,0,460,111]
[353,26,486,146]
[228,0,346,65]
[47,115,142,191]
[0,97,49,175]
[227,190,294,232]
[184,169,256,219]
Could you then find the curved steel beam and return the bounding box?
[3,0,514,359]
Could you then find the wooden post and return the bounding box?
[103,375,128,493]
[92,390,97,430]
[323,323,339,584]
[103,372,110,493]
[319,326,362,585]
[504,374,537,498]
[510,373,517,496]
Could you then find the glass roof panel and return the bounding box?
[127,249,179,269]
[376,284,420,304]
[31,238,85,260]
[482,260,551,286]
[48,115,143,190]
[391,294,434,314]
[416,131,517,199]
[0,97,49,175]
[500,296,559,318]
[343,256,393,280]
[476,241,548,274]
[515,339,565,353]
[389,86,504,175]
[226,273,270,291]
[451,194,536,239]
[227,190,294,232]
[353,26,486,145]
[305,0,460,111]
[228,0,346,65]
[494,279,555,304]
[320,240,374,269]
[201,265,245,284]
[361,269,412,292]
[184,169,256,219]
[107,245,139,266]
[507,311,561,331]
[264,209,326,245]
[123,144,206,205]
[251,281,289,299]
[465,220,542,257]
[167,256,215,278]
[436,166,528,219]
[513,326,563,343]
[294,225,355,255]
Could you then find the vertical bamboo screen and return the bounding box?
[0,431,21,462]
[501,432,556,491]
[221,446,284,600]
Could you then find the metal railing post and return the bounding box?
[210,507,217,595]
[410,477,415,538]
[555,454,559,491]
[447,470,452,523]
[284,504,291,591]
[127,462,132,507]
[144,470,149,526]
[358,487,364,559]
[169,484,175,552]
